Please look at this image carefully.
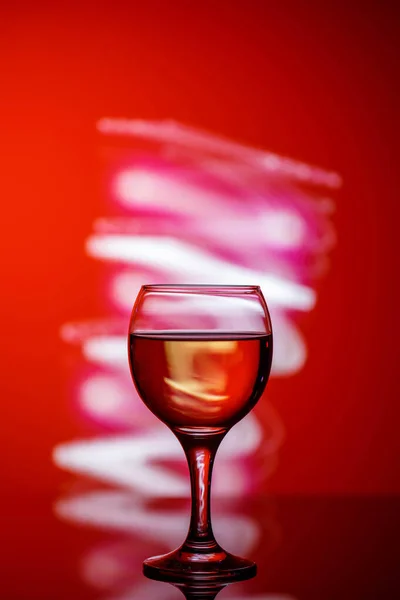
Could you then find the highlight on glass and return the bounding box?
[128,284,273,582]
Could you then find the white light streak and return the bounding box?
[83,335,127,367]
[86,235,316,311]
[52,413,271,497]
[97,117,342,189]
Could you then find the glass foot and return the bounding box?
[143,546,257,584]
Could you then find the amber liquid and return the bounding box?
[129,332,272,430]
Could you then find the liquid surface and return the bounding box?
[129,332,272,429]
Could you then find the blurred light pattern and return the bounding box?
[54,119,339,492]
[54,413,268,496]
[86,235,316,310]
[53,120,339,597]
[97,118,341,189]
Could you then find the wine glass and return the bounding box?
[128,285,273,583]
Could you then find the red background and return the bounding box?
[1,0,398,499]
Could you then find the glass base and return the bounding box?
[143,546,257,584]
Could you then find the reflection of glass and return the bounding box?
[55,488,283,598]
[128,285,273,582]
[171,580,227,599]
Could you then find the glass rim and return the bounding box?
[130,283,272,335]
[140,284,262,294]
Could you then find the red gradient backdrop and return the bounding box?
[1,0,398,499]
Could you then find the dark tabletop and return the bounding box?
[2,492,399,600]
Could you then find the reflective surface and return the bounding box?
[3,494,398,599]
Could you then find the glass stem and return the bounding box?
[175,428,227,552]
